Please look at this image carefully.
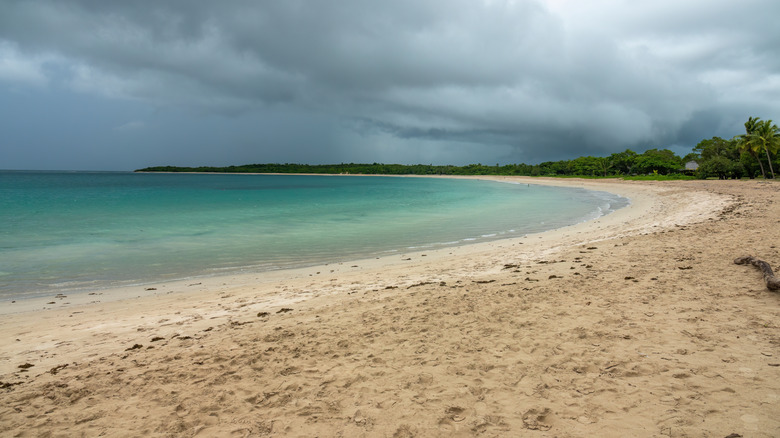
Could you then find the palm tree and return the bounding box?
[596,156,612,177]
[738,116,766,178]
[753,119,779,179]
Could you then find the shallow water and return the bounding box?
[0,171,627,299]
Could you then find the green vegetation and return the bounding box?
[137,117,778,179]
[694,117,779,179]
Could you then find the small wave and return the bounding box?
[406,244,435,250]
[48,279,102,288]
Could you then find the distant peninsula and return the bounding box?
[135,149,692,178]
[136,163,538,176]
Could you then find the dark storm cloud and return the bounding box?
[1,0,779,167]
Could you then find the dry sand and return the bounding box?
[0,177,778,437]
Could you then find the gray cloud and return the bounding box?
[1,0,779,169]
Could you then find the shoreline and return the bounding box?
[0,175,630,314]
[2,177,779,436]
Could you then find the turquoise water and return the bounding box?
[0,171,627,300]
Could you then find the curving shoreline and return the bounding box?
[1,177,779,436]
[0,173,625,304]
[0,176,660,315]
[0,175,637,315]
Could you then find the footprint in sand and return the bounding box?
[522,407,552,431]
[445,406,466,422]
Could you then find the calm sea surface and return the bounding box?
[0,171,628,300]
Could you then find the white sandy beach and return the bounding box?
[1,177,778,437]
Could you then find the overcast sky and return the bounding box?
[1,0,779,170]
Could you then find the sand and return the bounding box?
[1,177,778,437]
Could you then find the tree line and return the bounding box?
[136,117,779,179]
[694,117,778,179]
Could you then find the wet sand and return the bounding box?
[1,177,778,437]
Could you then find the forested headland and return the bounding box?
[136,117,779,179]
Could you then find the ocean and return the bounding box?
[0,171,628,300]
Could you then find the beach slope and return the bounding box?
[1,178,778,437]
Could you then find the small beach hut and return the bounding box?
[683,161,699,174]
